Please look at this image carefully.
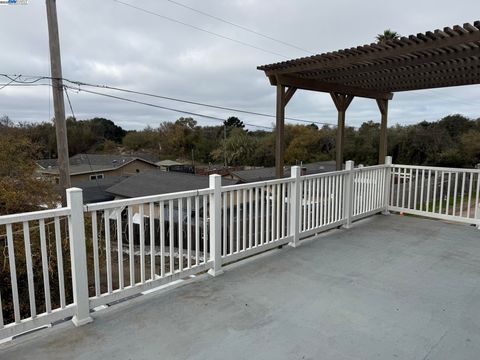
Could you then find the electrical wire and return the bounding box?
[65,84,274,130]
[112,0,289,59]
[163,0,313,55]
[63,78,336,127]
[0,73,338,128]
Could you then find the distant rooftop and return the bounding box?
[37,154,158,175]
[231,161,336,183]
[106,170,238,198]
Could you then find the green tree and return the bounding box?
[0,130,58,215]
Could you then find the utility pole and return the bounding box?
[46,0,71,205]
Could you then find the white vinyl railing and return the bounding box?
[83,188,213,308]
[2,157,479,340]
[0,189,89,339]
[388,164,480,225]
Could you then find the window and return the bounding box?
[89,174,104,181]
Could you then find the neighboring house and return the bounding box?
[155,160,183,171]
[229,161,336,183]
[106,170,237,199]
[37,154,159,185]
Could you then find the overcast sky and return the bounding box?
[0,0,479,131]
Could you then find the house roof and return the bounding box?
[106,170,238,198]
[37,154,158,175]
[231,161,336,183]
[74,176,128,204]
[258,21,480,99]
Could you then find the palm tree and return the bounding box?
[376,29,400,43]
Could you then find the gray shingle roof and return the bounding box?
[75,176,128,204]
[106,170,238,198]
[37,154,158,175]
[231,161,336,183]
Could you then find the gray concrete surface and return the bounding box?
[2,214,480,360]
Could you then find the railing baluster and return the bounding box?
[413,169,418,210]
[266,185,271,242]
[281,183,286,238]
[460,173,466,217]
[243,189,247,249]
[426,170,431,212]
[203,195,208,264]
[168,200,174,274]
[117,208,124,289]
[39,219,52,313]
[249,188,253,247]
[139,206,146,283]
[236,190,241,251]
[276,184,281,239]
[195,195,200,266]
[419,170,424,211]
[467,173,473,218]
[149,202,155,280]
[6,224,20,323]
[23,221,36,318]
[230,191,234,254]
[271,185,276,241]
[475,173,480,222]
[178,199,183,272]
[91,212,100,295]
[255,188,259,247]
[159,201,165,277]
[432,171,438,213]
[408,168,413,209]
[187,197,192,269]
[446,173,452,215]
[222,194,227,256]
[54,217,66,308]
[104,210,113,293]
[453,172,458,217]
[128,206,135,285]
[439,172,445,214]
[260,186,265,245]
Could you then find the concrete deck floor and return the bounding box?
[2,214,480,360]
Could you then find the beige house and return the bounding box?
[37,154,159,185]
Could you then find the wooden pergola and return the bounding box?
[258,21,480,177]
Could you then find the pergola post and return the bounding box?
[331,93,354,170]
[275,85,297,178]
[376,99,389,164]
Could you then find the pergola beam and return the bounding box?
[274,74,393,100]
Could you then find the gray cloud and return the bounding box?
[0,0,479,130]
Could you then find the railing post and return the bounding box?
[289,166,301,247]
[383,156,393,215]
[344,160,354,228]
[66,188,93,327]
[208,174,223,276]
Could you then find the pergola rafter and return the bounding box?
[257,21,480,177]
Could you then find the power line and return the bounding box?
[163,0,313,55]
[65,85,274,130]
[63,78,337,127]
[112,0,289,59]
[1,74,335,127]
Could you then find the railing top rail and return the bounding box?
[353,164,387,172]
[221,177,294,192]
[301,169,350,179]
[0,207,71,226]
[393,163,480,174]
[84,188,212,212]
